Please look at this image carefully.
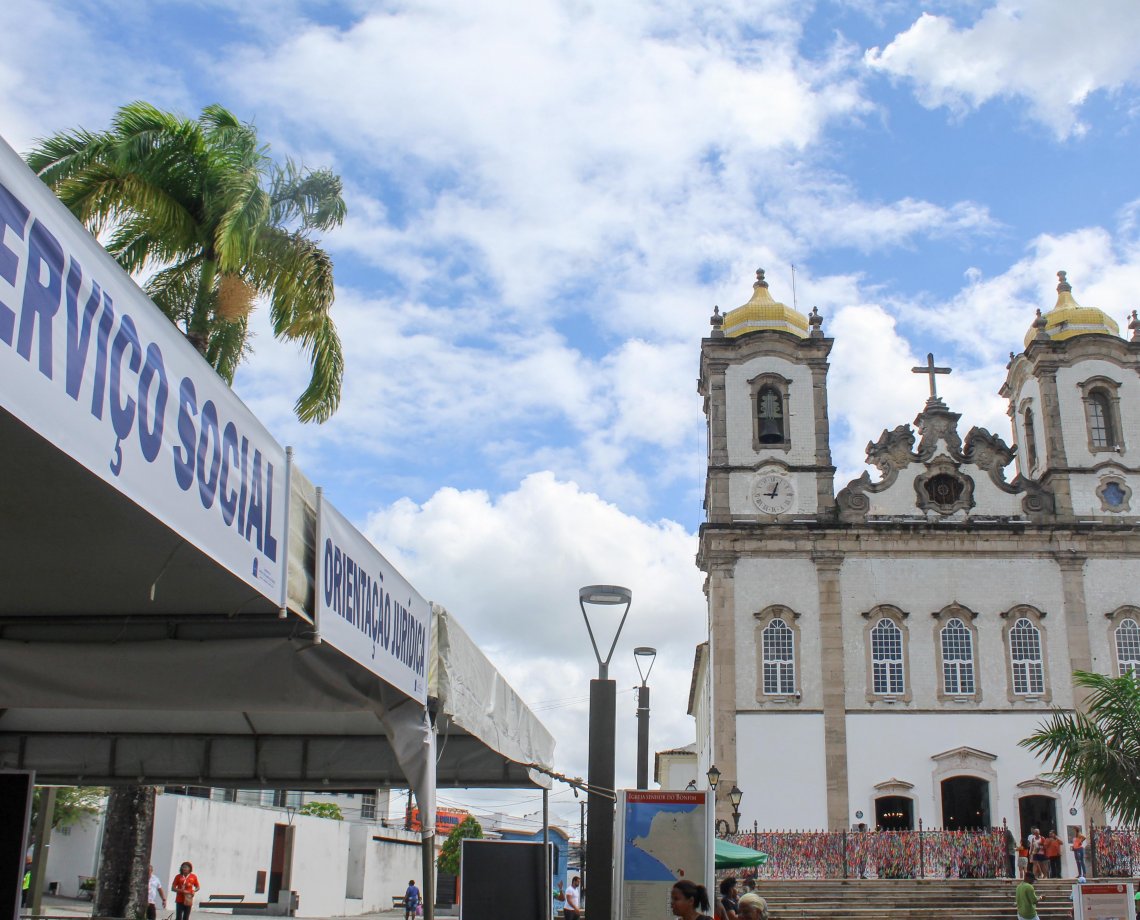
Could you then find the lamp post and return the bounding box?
[633,647,656,791]
[580,584,633,920]
[707,764,744,836]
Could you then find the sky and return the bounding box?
[4,0,1140,831]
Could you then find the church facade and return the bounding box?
[696,270,1140,838]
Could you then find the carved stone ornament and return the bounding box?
[872,777,915,794]
[914,459,975,516]
[837,401,1056,522]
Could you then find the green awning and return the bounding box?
[714,838,769,869]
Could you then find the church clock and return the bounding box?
[752,471,795,515]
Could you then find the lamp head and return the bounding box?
[579,584,633,678]
[706,763,721,790]
[729,784,743,809]
[634,646,657,684]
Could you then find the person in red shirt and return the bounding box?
[172,861,200,920]
[1042,831,1063,878]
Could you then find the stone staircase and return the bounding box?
[750,877,1126,920]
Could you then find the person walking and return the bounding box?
[1044,830,1063,878]
[171,861,199,920]
[736,892,769,920]
[403,880,420,920]
[1072,829,1087,878]
[563,876,581,920]
[1016,870,1039,920]
[147,865,167,920]
[718,877,739,920]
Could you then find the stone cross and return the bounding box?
[911,352,951,400]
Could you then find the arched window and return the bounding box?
[871,619,904,695]
[1116,618,1140,677]
[1009,618,1044,695]
[1088,391,1114,448]
[1080,378,1125,454]
[941,618,975,695]
[1022,406,1038,472]
[757,385,785,444]
[762,618,795,695]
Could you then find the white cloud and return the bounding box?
[362,472,705,792]
[865,1,1140,138]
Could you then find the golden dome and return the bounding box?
[1024,271,1120,347]
[721,269,809,338]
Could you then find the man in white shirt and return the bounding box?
[564,876,581,920]
[147,865,167,920]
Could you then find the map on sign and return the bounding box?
[626,801,705,880]
[616,790,711,920]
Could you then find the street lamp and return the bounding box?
[633,647,656,790]
[706,765,743,836]
[580,584,633,920]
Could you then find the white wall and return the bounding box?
[736,712,827,829]
[43,818,101,897]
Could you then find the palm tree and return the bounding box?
[26,101,346,422]
[1020,670,1140,824]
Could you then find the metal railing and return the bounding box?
[1090,825,1140,878]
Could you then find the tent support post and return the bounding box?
[421,833,434,920]
[543,788,551,920]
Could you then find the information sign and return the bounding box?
[1074,881,1136,920]
[615,790,713,920]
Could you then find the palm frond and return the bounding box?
[271,161,347,232]
[206,313,251,384]
[1020,671,1140,824]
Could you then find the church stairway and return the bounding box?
[749,877,1126,919]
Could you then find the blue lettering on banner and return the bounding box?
[0,177,279,566]
[321,537,427,679]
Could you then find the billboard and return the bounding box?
[315,495,429,702]
[0,137,287,605]
[615,790,713,920]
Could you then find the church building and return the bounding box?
[695,269,1140,838]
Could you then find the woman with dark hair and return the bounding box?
[671,880,713,920]
[718,877,739,920]
[171,861,199,920]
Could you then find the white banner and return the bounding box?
[0,136,287,605]
[315,496,429,703]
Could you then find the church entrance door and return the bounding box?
[1018,795,1057,842]
[875,796,914,830]
[940,776,990,829]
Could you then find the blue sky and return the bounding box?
[5,0,1140,827]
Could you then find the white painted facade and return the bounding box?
[698,271,1140,844]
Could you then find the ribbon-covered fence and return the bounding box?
[722,824,1006,880]
[1090,826,1140,878]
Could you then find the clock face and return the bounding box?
[752,472,795,515]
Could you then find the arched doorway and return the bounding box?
[940,776,990,829]
[1018,795,1057,844]
[875,796,914,830]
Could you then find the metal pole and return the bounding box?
[636,683,650,791]
[918,818,925,879]
[587,678,616,920]
[543,788,551,920]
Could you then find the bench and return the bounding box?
[199,895,268,912]
[392,895,406,910]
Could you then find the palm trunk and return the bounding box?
[187,259,218,356]
[93,786,155,920]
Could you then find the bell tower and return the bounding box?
[698,269,835,523]
[1001,271,1140,519]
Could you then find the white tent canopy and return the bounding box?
[0,133,553,793]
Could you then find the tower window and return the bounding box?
[1089,392,1113,448]
[1009,617,1044,695]
[1022,406,1038,472]
[748,374,791,451]
[1116,618,1140,678]
[1079,378,1125,454]
[757,386,785,444]
[762,617,795,695]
